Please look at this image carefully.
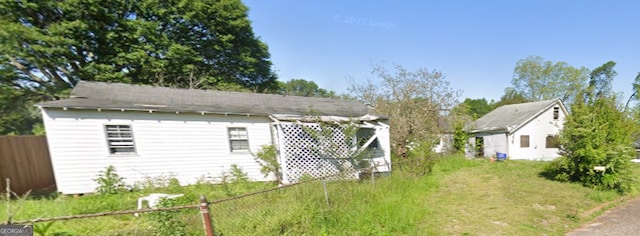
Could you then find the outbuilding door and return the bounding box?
[475,137,484,157]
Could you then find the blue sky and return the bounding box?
[244,1,640,102]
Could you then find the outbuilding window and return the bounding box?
[105,125,136,155]
[520,135,530,148]
[228,127,249,152]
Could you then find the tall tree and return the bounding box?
[0,0,277,97]
[512,56,589,105]
[279,79,336,98]
[350,64,461,158]
[458,98,493,119]
[0,0,277,134]
[624,72,640,112]
[492,87,530,108]
[0,84,41,135]
[587,61,617,99]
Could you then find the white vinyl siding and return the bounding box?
[105,125,136,155]
[228,127,249,152]
[41,109,274,194]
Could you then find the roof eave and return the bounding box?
[39,106,271,117]
[470,127,508,134]
[39,106,376,119]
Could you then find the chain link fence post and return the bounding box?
[199,196,214,236]
[322,179,330,206]
[371,166,375,187]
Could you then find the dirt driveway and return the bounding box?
[567,197,640,236]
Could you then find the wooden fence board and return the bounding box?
[0,136,55,195]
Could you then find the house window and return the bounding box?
[546,135,559,148]
[105,125,136,155]
[520,135,530,148]
[553,107,559,120]
[228,127,249,152]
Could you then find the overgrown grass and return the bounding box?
[3,154,639,235]
[0,180,277,235]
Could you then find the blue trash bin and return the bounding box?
[496,152,507,161]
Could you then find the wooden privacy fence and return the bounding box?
[0,135,55,195]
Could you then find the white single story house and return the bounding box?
[467,99,568,161]
[38,81,390,194]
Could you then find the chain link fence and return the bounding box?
[208,164,388,235]
[3,159,427,235]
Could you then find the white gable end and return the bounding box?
[508,103,566,160]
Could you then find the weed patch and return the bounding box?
[2,157,639,235]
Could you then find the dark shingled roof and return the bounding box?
[470,99,562,134]
[38,81,375,117]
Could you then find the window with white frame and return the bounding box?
[105,125,136,155]
[228,127,249,152]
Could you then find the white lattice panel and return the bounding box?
[279,123,359,182]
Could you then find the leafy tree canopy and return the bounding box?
[512,56,589,105]
[0,0,277,97]
[350,64,461,158]
[492,87,530,108]
[624,72,640,112]
[587,61,617,99]
[0,0,277,134]
[278,79,336,98]
[458,98,493,119]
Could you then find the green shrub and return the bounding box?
[254,144,282,184]
[149,197,189,236]
[221,164,252,196]
[33,222,73,236]
[452,124,469,153]
[398,140,439,177]
[541,156,572,182]
[544,97,637,194]
[93,165,126,194]
[135,173,180,191]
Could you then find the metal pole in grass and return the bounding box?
[199,196,214,236]
[322,179,330,206]
[370,166,375,187]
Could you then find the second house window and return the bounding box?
[520,135,530,148]
[228,127,249,152]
